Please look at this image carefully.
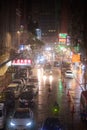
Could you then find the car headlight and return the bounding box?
[26,121,32,126]
[50,71,52,74]
[10,122,15,127]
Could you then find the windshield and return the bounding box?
[7,87,18,91]
[20,92,33,100]
[14,111,30,118]
[12,81,21,84]
[66,72,72,73]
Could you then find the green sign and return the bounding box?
[59,33,67,38]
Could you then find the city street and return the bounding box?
[0,66,87,130]
[32,67,87,130]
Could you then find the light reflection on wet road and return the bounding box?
[34,68,87,130]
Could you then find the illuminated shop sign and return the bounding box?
[11,59,32,66]
[59,33,67,38]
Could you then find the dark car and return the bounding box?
[18,91,34,108]
[41,117,64,130]
[23,84,38,96]
[0,91,15,111]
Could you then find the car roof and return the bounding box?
[16,107,30,112]
[43,117,62,129]
[7,83,19,87]
[26,83,35,86]
[45,117,60,122]
[66,70,72,72]
[42,117,62,130]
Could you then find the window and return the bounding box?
[14,111,30,118]
[0,110,2,117]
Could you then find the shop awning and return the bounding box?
[0,65,8,76]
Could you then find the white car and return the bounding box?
[65,70,74,78]
[9,108,34,130]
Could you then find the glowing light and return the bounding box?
[49,75,53,84]
[11,59,32,66]
[58,79,63,92]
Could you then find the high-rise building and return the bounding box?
[29,0,61,44]
[59,0,70,33]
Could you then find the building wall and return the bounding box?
[59,0,70,33]
[69,0,87,57]
[0,0,29,53]
[30,0,61,41]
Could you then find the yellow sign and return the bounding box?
[72,54,80,63]
[59,38,66,43]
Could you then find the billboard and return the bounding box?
[58,33,67,44]
[59,33,67,38]
[72,54,80,63]
[11,59,32,66]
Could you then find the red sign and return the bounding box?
[11,59,32,66]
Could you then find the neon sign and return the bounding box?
[11,59,32,66]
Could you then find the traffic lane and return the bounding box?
[37,70,87,130]
[63,76,87,130]
[5,68,87,130]
[36,73,72,129]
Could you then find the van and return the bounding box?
[80,90,87,120]
[0,103,6,129]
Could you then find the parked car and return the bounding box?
[8,108,34,130]
[0,103,6,129]
[0,91,15,109]
[23,83,38,96]
[18,91,34,107]
[28,76,39,87]
[7,83,21,98]
[41,117,64,130]
[11,79,25,89]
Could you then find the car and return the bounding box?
[41,117,64,130]
[11,79,25,89]
[8,108,34,130]
[28,76,39,87]
[65,70,74,78]
[28,76,38,83]
[0,91,15,109]
[18,91,34,107]
[0,103,6,129]
[7,83,21,98]
[24,83,38,96]
[54,61,60,67]
[44,69,53,75]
